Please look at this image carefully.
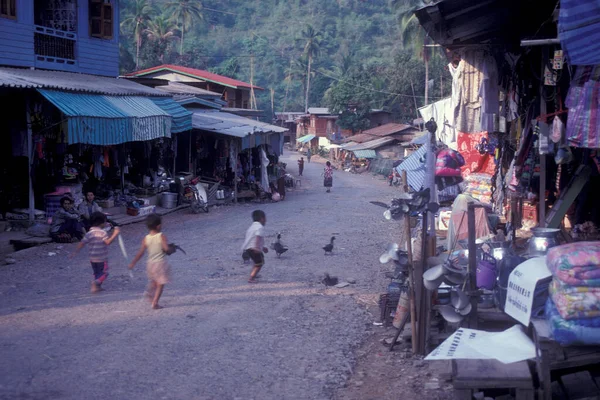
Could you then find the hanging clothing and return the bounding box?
[565,74,600,148]
[260,148,270,193]
[479,56,500,133]
[456,50,485,133]
[457,132,496,176]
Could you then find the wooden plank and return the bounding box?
[453,359,533,389]
[559,371,600,399]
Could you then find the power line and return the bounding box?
[249,30,446,101]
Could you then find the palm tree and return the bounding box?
[400,12,430,104]
[300,24,323,113]
[145,15,178,62]
[167,0,203,56]
[120,0,155,69]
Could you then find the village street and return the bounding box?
[0,152,436,400]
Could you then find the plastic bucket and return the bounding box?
[161,192,178,209]
[476,260,497,290]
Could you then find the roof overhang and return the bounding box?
[414,0,557,49]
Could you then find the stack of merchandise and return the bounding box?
[462,173,493,205]
[546,242,600,345]
[436,149,465,203]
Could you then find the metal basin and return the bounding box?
[529,228,560,256]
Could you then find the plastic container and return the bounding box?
[161,192,178,209]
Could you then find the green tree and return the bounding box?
[120,0,154,69]
[300,24,323,113]
[145,15,179,63]
[167,0,203,56]
[325,67,375,134]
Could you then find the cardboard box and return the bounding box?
[137,205,156,216]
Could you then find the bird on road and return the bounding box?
[322,273,339,286]
[273,233,288,258]
[323,236,335,255]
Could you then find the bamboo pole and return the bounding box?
[402,170,418,354]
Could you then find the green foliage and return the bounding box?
[325,66,376,133]
[119,0,454,126]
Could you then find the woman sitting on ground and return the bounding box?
[78,190,103,231]
[51,196,86,243]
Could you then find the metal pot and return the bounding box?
[528,228,560,257]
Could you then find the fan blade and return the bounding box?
[437,305,464,323]
[457,302,473,316]
[451,288,470,310]
[423,264,445,290]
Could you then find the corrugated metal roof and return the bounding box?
[307,107,330,115]
[345,133,378,143]
[296,134,316,143]
[176,95,223,109]
[0,67,169,96]
[348,137,396,151]
[190,109,287,146]
[341,141,358,149]
[155,81,222,98]
[362,123,417,137]
[151,98,193,133]
[127,64,263,90]
[39,90,171,145]
[353,150,377,159]
[395,145,427,191]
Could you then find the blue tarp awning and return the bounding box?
[39,89,172,145]
[296,134,316,143]
[395,145,427,191]
[151,98,192,133]
[353,150,377,159]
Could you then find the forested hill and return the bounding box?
[119,0,448,123]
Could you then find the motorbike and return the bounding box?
[179,177,209,214]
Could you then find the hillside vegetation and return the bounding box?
[119,0,449,125]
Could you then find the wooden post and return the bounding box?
[416,210,428,355]
[402,170,418,354]
[539,47,549,227]
[173,134,177,175]
[467,203,479,329]
[234,140,239,203]
[25,100,34,222]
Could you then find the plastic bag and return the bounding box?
[551,117,565,143]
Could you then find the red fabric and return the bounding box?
[457,132,496,176]
[435,167,462,177]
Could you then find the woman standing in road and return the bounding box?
[323,161,333,193]
[306,148,312,163]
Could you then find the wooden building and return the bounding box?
[0,0,119,77]
[127,64,264,112]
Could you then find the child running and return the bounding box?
[71,212,120,293]
[128,214,171,309]
[242,210,269,283]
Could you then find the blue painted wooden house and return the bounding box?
[0,0,119,76]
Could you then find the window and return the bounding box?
[0,0,16,19]
[89,0,113,39]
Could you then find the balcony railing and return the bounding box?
[34,25,76,65]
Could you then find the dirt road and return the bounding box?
[0,153,450,400]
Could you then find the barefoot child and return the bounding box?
[128,214,170,309]
[242,210,269,283]
[71,212,120,293]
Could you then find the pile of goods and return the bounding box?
[462,173,493,205]
[545,242,600,345]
